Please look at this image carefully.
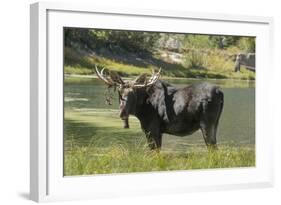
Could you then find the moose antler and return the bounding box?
[132,68,161,88]
[95,65,161,88]
[95,65,124,86]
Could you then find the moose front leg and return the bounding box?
[123,118,129,129]
[145,131,162,150]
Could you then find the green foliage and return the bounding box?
[238,37,256,52]
[64,139,255,175]
[184,35,213,49]
[182,48,254,80]
[64,47,93,68]
[64,28,161,54]
[63,107,255,176]
[64,28,97,51]
[64,47,150,76]
[184,50,206,69]
[204,49,235,71]
[107,31,161,53]
[64,28,256,80]
[65,46,254,80]
[209,36,240,49]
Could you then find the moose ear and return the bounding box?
[134,74,147,84]
[109,70,124,85]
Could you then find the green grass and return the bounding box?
[64,47,255,80]
[64,109,255,176]
[64,140,255,176]
[64,47,149,76]
[182,48,255,80]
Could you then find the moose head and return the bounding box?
[95,65,161,125]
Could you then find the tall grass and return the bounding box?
[64,47,255,80]
[64,47,149,76]
[183,48,255,80]
[184,50,206,69]
[64,135,255,176]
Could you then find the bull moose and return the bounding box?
[95,66,224,150]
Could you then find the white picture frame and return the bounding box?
[30,2,274,202]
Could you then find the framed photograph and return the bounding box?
[30,2,274,202]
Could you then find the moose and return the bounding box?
[95,66,224,150]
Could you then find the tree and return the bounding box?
[209,36,240,49]
[64,28,161,54]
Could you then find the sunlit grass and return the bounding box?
[64,138,255,176]
[64,47,255,80]
[64,109,255,176]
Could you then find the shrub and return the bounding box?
[184,51,206,69]
[238,37,256,53]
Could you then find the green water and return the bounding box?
[64,77,255,152]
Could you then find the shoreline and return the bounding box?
[64,73,256,82]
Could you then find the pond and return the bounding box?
[64,77,255,153]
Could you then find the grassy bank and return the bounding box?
[64,47,255,80]
[64,109,255,176]
[64,141,255,176]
